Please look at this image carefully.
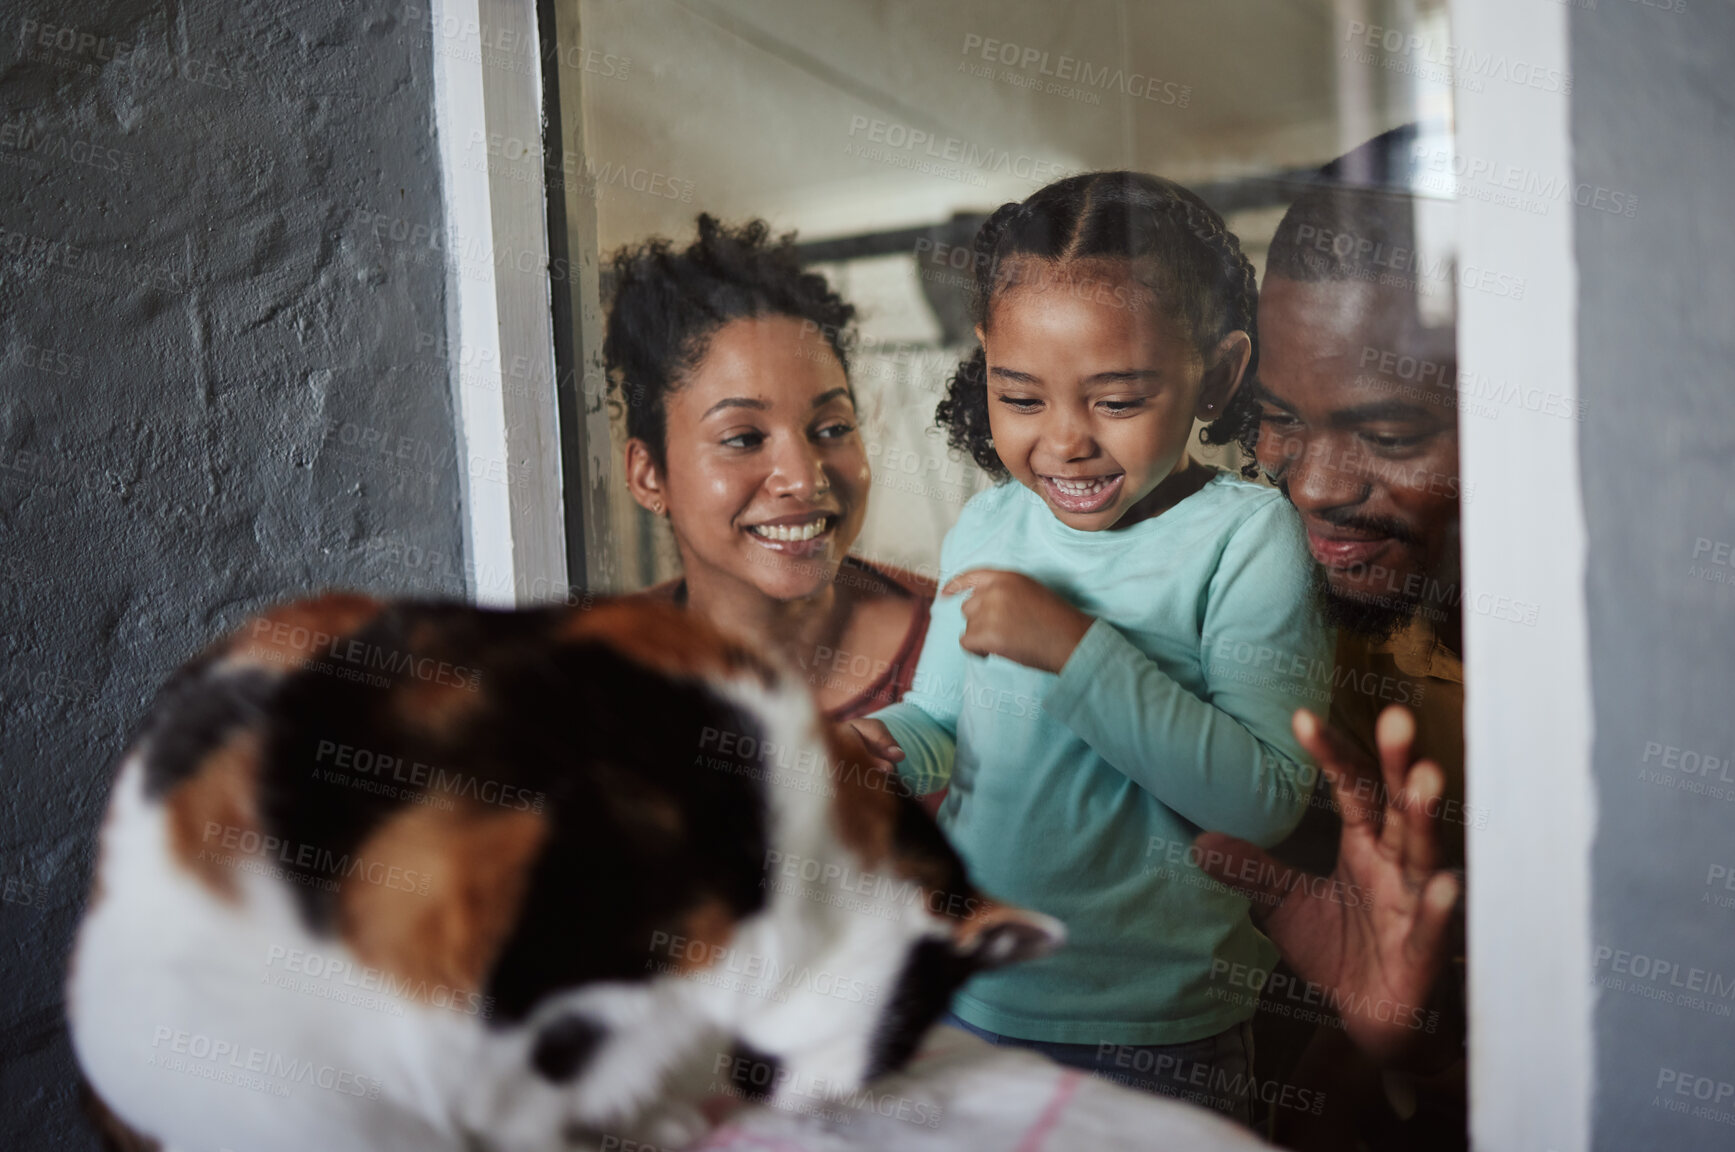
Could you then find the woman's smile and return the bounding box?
[744,510,840,555]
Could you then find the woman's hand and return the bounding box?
[1194,706,1462,1067]
[940,569,1095,674]
[841,718,904,774]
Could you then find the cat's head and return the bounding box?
[481,596,1064,1119]
[687,690,1066,1116]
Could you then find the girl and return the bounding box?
[850,172,1330,1125]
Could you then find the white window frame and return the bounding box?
[1455,3,1595,1150]
[427,1,1602,1144]
[429,0,572,606]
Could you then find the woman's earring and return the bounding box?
[650,500,664,515]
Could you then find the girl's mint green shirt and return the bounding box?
[872,471,1331,1045]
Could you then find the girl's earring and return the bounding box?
[651,500,664,516]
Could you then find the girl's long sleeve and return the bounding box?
[1041,498,1328,846]
[871,542,971,797]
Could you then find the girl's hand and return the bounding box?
[940,569,1095,674]
[841,718,903,773]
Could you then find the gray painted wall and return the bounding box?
[1575,2,1735,1150]
[0,2,462,1147]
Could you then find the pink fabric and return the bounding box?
[700,1127,816,1152]
[1011,1071,1085,1152]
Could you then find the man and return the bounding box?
[1257,145,1466,868]
[1198,127,1468,1149]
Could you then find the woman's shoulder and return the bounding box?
[826,558,935,720]
[837,555,937,605]
[630,577,684,603]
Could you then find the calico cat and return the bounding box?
[67,593,1062,1152]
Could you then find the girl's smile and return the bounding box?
[1038,471,1125,515]
[978,262,1248,531]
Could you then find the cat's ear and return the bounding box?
[953,901,1066,971]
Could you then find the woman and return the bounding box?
[605,214,933,726]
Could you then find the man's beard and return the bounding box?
[1311,563,1421,642]
[1277,478,1433,641]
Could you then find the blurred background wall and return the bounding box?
[0,3,462,1147]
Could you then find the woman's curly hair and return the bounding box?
[936,172,1262,479]
[602,214,857,469]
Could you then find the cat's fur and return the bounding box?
[67,593,1062,1152]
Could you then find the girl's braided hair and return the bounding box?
[603,214,857,470]
[936,171,1262,479]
